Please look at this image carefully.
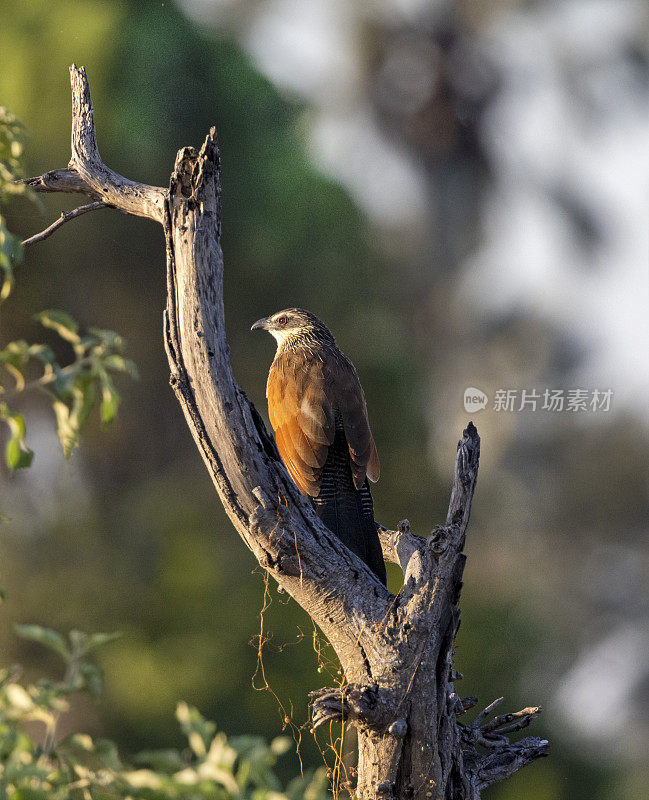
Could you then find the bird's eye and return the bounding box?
[279,316,287,325]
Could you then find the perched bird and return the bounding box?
[251,308,386,584]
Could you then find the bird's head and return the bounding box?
[251,308,335,350]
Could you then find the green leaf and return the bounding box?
[88,328,125,351]
[68,629,88,652]
[71,376,96,421]
[0,405,34,472]
[0,108,36,205]
[14,625,70,660]
[102,354,139,378]
[0,341,55,375]
[99,371,120,426]
[67,630,120,661]
[35,310,81,344]
[0,664,21,689]
[0,216,23,302]
[5,433,34,471]
[133,748,185,772]
[52,401,76,459]
[92,738,123,771]
[176,702,216,756]
[270,736,292,755]
[56,732,124,772]
[28,343,55,365]
[48,363,84,401]
[0,340,30,368]
[0,109,37,302]
[79,663,103,697]
[51,376,96,458]
[85,631,122,652]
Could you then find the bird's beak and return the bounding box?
[251,317,269,331]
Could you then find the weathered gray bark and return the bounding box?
[25,65,549,800]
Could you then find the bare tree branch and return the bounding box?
[161,138,393,682]
[22,201,108,247]
[377,519,425,572]
[67,65,167,222]
[478,736,550,789]
[24,66,167,223]
[25,168,95,196]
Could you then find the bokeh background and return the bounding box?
[1,0,648,797]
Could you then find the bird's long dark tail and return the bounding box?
[312,430,386,585]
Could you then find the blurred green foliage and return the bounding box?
[0,106,136,474]
[0,107,31,302]
[0,624,327,799]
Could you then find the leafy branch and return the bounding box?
[0,107,36,301]
[0,312,137,468]
[0,107,137,475]
[1,624,327,800]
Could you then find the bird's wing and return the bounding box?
[267,349,379,496]
[329,354,380,489]
[267,351,334,496]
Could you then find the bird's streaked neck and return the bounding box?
[269,329,292,349]
[271,326,336,356]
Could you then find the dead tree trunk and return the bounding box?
[25,65,549,800]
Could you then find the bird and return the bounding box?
[251,308,386,584]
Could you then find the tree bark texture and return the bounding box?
[25,65,549,800]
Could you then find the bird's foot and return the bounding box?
[310,684,377,730]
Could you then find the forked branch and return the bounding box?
[27,65,166,223]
